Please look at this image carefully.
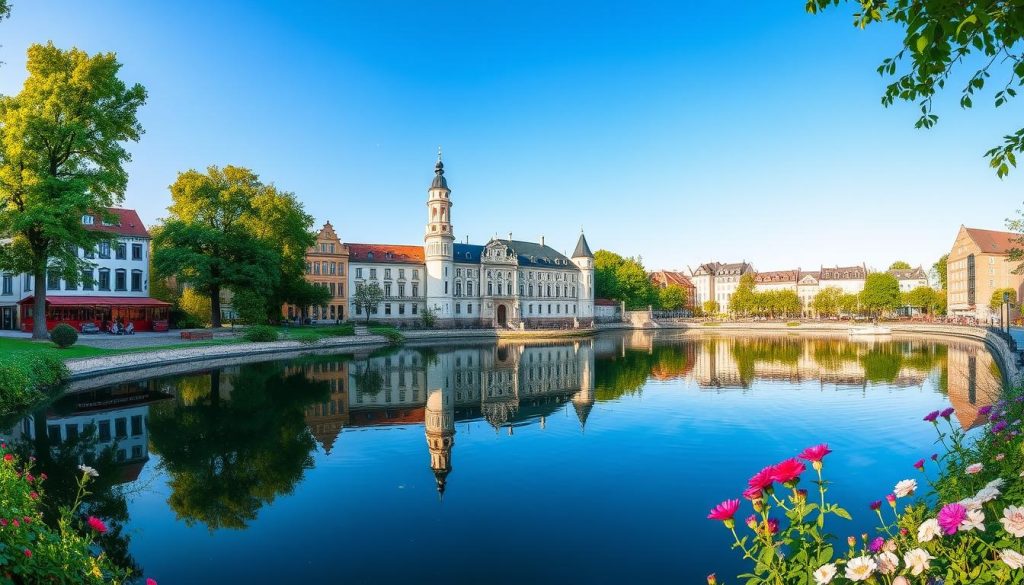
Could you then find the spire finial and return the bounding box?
[438,145,442,162]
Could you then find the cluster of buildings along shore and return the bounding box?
[0,153,1020,332]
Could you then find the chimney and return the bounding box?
[540,235,545,247]
[508,232,512,241]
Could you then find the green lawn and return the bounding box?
[0,336,241,359]
[274,323,355,343]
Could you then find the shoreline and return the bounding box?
[59,321,1022,391]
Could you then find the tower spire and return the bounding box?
[438,145,442,162]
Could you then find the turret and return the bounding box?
[424,351,455,498]
[425,148,455,323]
[572,231,595,320]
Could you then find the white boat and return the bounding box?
[849,325,892,336]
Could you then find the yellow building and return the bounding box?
[287,222,349,322]
[947,226,1024,322]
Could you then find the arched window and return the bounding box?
[455,281,462,296]
[488,282,493,296]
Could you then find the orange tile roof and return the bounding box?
[754,269,799,283]
[650,270,694,288]
[347,243,425,264]
[965,227,1022,255]
[86,208,150,238]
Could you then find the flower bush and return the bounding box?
[0,446,153,584]
[708,392,1024,584]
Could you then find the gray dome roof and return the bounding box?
[431,159,448,190]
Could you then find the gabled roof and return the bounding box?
[347,243,425,265]
[495,239,575,269]
[650,270,694,288]
[799,271,820,282]
[820,265,866,280]
[964,227,1021,255]
[754,269,799,284]
[693,262,721,276]
[716,262,752,276]
[888,267,928,280]
[85,208,150,239]
[572,233,593,259]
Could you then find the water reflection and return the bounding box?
[0,333,1006,583]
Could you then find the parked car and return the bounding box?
[80,322,100,334]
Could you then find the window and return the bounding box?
[82,215,94,225]
[115,418,127,439]
[115,269,127,291]
[131,270,143,292]
[384,269,391,279]
[355,303,362,315]
[412,284,419,297]
[329,262,336,275]
[115,243,127,260]
[369,268,377,279]
[413,269,419,280]
[131,445,143,460]
[132,243,143,261]
[47,271,60,290]
[488,283,493,295]
[98,269,111,291]
[1,274,11,296]
[398,283,405,297]
[399,303,405,315]
[313,263,320,275]
[468,303,473,314]
[455,281,462,296]
[399,269,406,279]
[65,424,78,441]
[98,242,111,259]
[445,281,448,294]
[456,303,461,314]
[412,304,418,315]
[356,267,363,278]
[98,420,111,443]
[131,415,143,436]
[384,303,392,315]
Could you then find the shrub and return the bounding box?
[0,449,143,583]
[243,325,279,342]
[368,326,405,345]
[48,323,78,348]
[786,321,801,327]
[179,288,212,326]
[0,354,69,415]
[708,391,1024,585]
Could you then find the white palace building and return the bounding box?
[301,154,596,329]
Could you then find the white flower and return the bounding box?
[975,486,1001,503]
[960,508,985,532]
[1001,505,1024,537]
[875,551,899,575]
[844,556,876,581]
[894,479,917,498]
[985,477,1006,491]
[903,548,934,576]
[813,563,837,585]
[892,577,910,585]
[959,497,983,511]
[966,462,984,474]
[1001,549,1024,570]
[77,464,99,478]
[917,518,941,543]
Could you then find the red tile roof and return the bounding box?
[754,269,799,284]
[650,270,694,288]
[347,243,425,264]
[86,208,150,239]
[965,227,1021,255]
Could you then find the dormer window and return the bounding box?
[82,215,94,225]
[367,252,374,260]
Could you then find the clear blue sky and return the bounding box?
[2,1,1022,273]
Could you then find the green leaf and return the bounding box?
[956,14,978,38]
[915,34,929,53]
[832,507,852,520]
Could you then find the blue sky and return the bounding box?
[2,1,1021,273]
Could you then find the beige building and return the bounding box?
[288,222,349,322]
[947,226,1024,322]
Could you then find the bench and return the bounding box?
[180,330,213,341]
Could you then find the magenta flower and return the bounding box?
[742,486,763,500]
[923,410,940,422]
[707,499,741,522]
[745,514,758,529]
[869,536,884,553]
[769,458,806,484]
[931,453,939,461]
[937,503,967,535]
[24,474,33,483]
[764,518,779,535]
[993,420,1009,433]
[2,454,11,462]
[747,466,775,491]
[23,549,30,558]
[979,405,993,416]
[886,493,897,507]
[869,500,882,511]
[798,444,832,463]
[147,580,158,585]
[940,407,955,420]
[913,458,925,471]
[87,516,108,534]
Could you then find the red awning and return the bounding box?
[17,295,171,307]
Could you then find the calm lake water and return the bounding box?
[1,331,1003,584]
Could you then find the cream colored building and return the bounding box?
[947,226,1024,321]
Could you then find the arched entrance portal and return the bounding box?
[497,304,508,328]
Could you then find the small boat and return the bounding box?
[849,325,892,336]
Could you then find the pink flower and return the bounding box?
[940,407,955,420]
[938,503,967,535]
[707,499,741,522]
[769,458,806,484]
[798,444,832,463]
[869,536,885,553]
[0,519,7,526]
[23,549,31,558]
[966,463,984,474]
[923,410,940,422]
[747,466,775,492]
[745,514,758,529]
[764,518,779,535]
[39,473,46,481]
[24,474,33,483]
[147,580,158,585]
[886,493,897,507]
[2,454,11,462]
[869,500,882,511]
[87,516,107,534]
[742,486,763,500]
[21,517,29,524]
[12,520,20,528]
[29,492,37,500]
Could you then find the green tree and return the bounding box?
[353,281,384,323]
[153,166,282,328]
[287,280,332,323]
[421,305,437,328]
[812,286,844,318]
[776,289,802,318]
[657,284,688,311]
[889,260,911,270]
[839,292,860,317]
[990,287,1017,310]
[702,300,720,316]
[903,286,939,314]
[0,43,146,339]
[593,250,658,310]
[860,272,902,317]
[933,254,949,290]
[807,1,1024,177]
[232,289,268,325]
[178,288,211,326]
[728,273,756,316]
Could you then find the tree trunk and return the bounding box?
[32,270,48,340]
[210,285,222,329]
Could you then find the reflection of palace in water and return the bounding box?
[1,383,171,483]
